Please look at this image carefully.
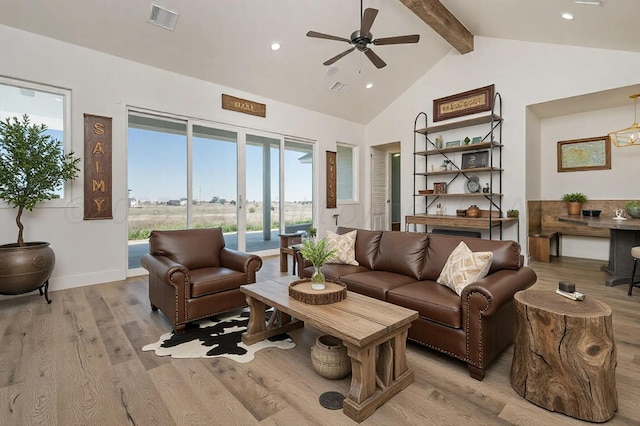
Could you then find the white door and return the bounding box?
[371,147,388,230]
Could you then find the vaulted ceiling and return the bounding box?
[1,0,638,123]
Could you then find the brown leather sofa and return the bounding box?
[297,227,537,380]
[141,228,262,333]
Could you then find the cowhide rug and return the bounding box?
[142,309,295,362]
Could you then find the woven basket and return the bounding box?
[311,335,351,380]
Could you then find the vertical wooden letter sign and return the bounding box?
[326,151,337,209]
[84,114,113,220]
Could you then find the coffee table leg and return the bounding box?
[245,295,266,336]
[345,345,376,404]
[342,325,414,422]
[241,296,304,346]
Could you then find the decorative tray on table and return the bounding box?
[288,279,347,305]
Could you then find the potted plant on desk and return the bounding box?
[299,238,335,290]
[0,115,80,302]
[561,192,588,216]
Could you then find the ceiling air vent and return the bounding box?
[147,4,179,31]
[329,81,348,93]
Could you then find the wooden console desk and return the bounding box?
[558,215,640,286]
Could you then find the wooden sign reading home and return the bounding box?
[222,94,266,117]
[83,114,113,220]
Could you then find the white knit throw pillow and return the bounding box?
[325,230,359,266]
[437,241,493,296]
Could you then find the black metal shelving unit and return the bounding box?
[409,93,514,239]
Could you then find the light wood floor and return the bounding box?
[1,255,638,425]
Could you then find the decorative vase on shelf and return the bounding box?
[466,205,481,218]
[311,265,326,290]
[435,135,443,149]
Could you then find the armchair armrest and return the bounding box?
[219,248,263,283]
[461,267,537,316]
[140,253,190,287]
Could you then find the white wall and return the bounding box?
[365,37,640,260]
[0,24,366,291]
[538,105,640,260]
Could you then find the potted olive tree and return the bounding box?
[0,114,80,302]
[561,192,588,216]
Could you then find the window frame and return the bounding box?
[336,142,358,204]
[0,76,74,208]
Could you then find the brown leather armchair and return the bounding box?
[141,228,262,333]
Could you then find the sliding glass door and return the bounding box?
[192,125,239,249]
[127,111,315,271]
[284,139,314,233]
[127,114,187,269]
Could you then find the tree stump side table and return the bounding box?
[510,290,617,423]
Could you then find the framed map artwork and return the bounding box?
[557,136,611,172]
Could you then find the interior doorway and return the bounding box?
[370,142,401,231]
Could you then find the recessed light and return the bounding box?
[365,82,373,89]
[271,42,281,51]
[561,12,574,20]
[575,0,601,5]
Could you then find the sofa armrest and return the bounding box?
[219,248,263,283]
[460,267,537,372]
[461,267,537,316]
[141,253,190,287]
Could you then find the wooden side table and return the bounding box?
[279,233,302,273]
[511,290,617,422]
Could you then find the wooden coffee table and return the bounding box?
[240,278,418,422]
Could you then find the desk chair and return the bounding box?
[629,246,640,296]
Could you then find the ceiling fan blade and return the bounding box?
[373,34,420,45]
[364,48,386,69]
[306,31,351,43]
[360,8,378,35]
[323,47,356,66]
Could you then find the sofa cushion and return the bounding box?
[316,263,370,281]
[338,227,382,269]
[387,280,462,329]
[339,271,417,300]
[422,234,521,281]
[372,231,428,280]
[189,267,246,297]
[325,230,358,265]
[437,242,493,296]
[149,228,223,270]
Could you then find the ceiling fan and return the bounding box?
[306,1,420,69]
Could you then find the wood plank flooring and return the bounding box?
[1,255,638,425]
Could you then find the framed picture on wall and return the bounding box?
[461,151,489,169]
[557,136,611,172]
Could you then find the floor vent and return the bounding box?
[147,4,179,31]
[329,81,347,93]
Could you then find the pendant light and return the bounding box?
[608,94,640,147]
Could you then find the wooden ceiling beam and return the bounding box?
[399,0,474,54]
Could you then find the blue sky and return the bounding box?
[127,128,313,203]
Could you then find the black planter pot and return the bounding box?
[0,242,55,303]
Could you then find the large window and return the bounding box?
[337,143,357,202]
[0,78,71,201]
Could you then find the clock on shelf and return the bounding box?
[465,175,481,193]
